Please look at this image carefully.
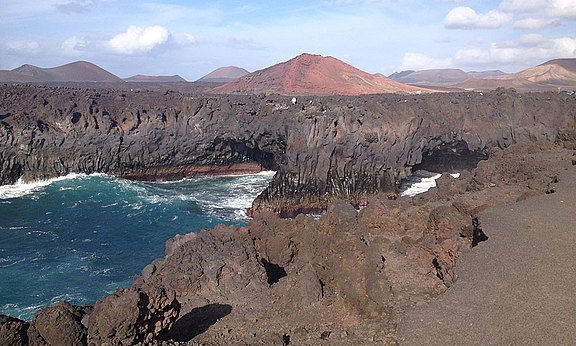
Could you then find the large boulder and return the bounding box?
[27,301,89,346]
[0,315,29,346]
[87,287,179,345]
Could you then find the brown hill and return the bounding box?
[0,70,40,82]
[198,66,249,83]
[457,58,576,91]
[213,53,432,95]
[515,58,576,85]
[124,75,187,83]
[2,61,122,82]
[390,68,470,85]
[467,70,507,78]
[541,58,576,72]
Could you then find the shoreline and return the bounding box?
[0,142,574,344]
[116,162,268,182]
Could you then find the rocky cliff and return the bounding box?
[2,83,576,345]
[1,84,575,215]
[2,140,575,345]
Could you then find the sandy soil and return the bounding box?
[398,166,576,345]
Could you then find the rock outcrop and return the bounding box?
[56,141,569,344]
[27,302,89,346]
[1,85,575,344]
[86,287,179,345]
[1,84,575,216]
[0,315,29,346]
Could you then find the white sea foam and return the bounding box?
[400,170,442,197]
[0,173,107,200]
[400,170,461,197]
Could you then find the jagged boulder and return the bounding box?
[27,301,89,346]
[0,315,29,346]
[87,287,179,345]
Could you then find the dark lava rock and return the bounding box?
[2,82,576,344]
[1,84,575,215]
[0,315,29,346]
[2,141,574,345]
[87,287,179,345]
[27,301,88,346]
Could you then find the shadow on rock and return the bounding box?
[162,303,232,342]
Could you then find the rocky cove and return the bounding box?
[1,83,576,345]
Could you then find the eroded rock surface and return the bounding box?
[1,84,575,214]
[1,143,574,344]
[0,315,29,346]
[129,142,575,344]
[27,301,89,346]
[2,82,576,344]
[87,287,179,345]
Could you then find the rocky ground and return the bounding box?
[1,84,575,215]
[1,83,575,345]
[1,140,574,345]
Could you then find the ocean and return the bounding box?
[0,171,275,321]
[0,168,445,321]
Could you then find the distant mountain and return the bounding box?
[389,69,470,85]
[388,70,415,80]
[518,58,576,85]
[213,53,432,95]
[467,70,508,78]
[541,58,576,72]
[124,75,187,83]
[0,70,40,82]
[197,66,250,83]
[2,61,123,82]
[457,58,576,91]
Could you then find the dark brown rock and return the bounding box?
[86,287,179,345]
[1,84,575,216]
[27,301,88,346]
[0,315,29,346]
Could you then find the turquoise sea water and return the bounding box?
[0,172,274,321]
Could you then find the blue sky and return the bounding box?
[1,0,575,80]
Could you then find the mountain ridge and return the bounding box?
[198,66,250,83]
[213,53,431,95]
[124,75,187,83]
[5,61,123,82]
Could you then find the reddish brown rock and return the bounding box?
[27,301,89,346]
[86,287,179,345]
[0,315,28,346]
[213,53,432,95]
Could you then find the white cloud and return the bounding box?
[454,35,576,67]
[173,33,197,46]
[109,25,169,55]
[62,36,86,55]
[400,52,453,70]
[553,37,576,55]
[499,0,548,13]
[548,0,576,19]
[6,40,40,54]
[513,17,560,29]
[500,0,576,20]
[444,6,511,29]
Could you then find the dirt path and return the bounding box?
[397,166,576,345]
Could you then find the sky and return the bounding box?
[1,0,575,80]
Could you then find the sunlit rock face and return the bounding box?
[1,84,575,215]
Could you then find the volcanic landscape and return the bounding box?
[0,53,575,345]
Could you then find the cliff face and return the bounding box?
[1,84,575,214]
[4,141,574,345]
